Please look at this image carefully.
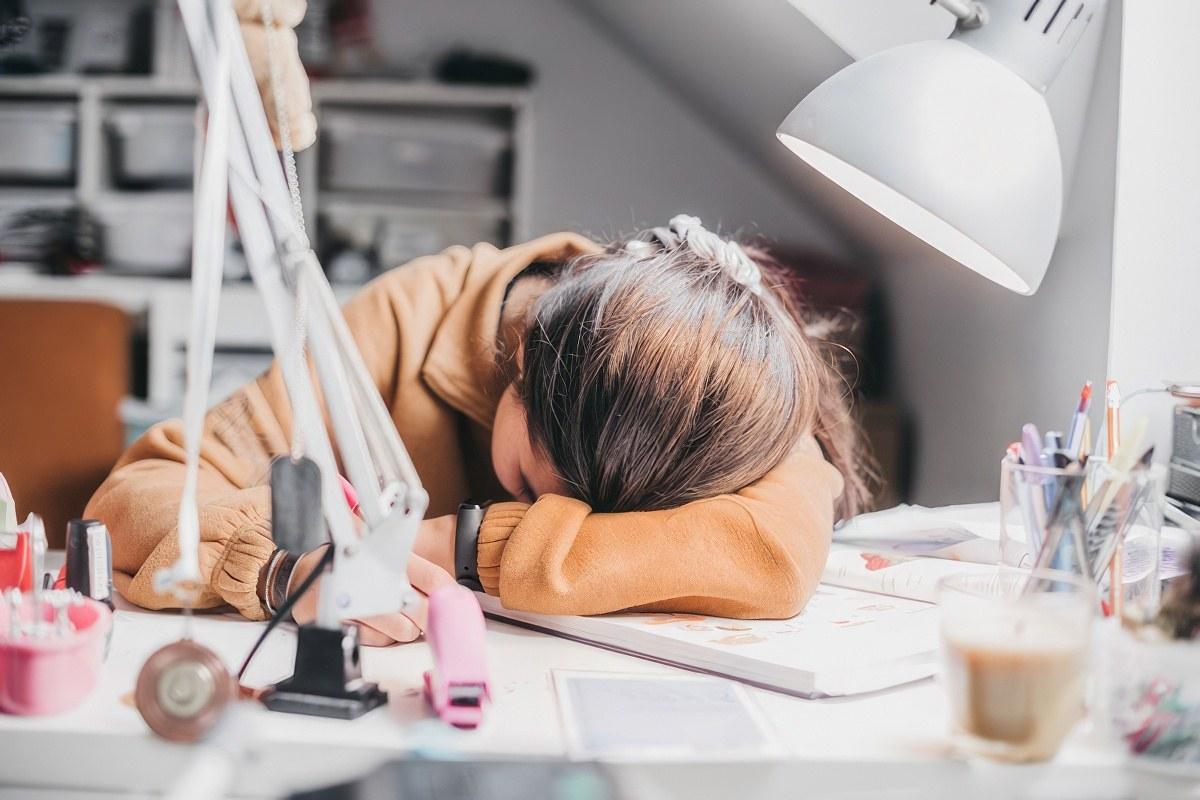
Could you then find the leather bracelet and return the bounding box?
[270,550,301,617]
[454,501,484,591]
[257,549,286,615]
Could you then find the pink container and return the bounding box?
[0,595,111,715]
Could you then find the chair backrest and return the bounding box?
[0,299,129,548]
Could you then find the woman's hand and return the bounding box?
[412,513,457,575]
[287,516,460,646]
[353,553,456,645]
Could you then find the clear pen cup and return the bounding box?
[939,569,1096,763]
[999,458,1168,621]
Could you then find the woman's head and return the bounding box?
[491,216,873,519]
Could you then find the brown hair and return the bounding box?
[512,225,874,520]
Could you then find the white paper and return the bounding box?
[480,585,941,698]
[554,671,778,760]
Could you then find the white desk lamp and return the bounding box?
[134,0,432,737]
[778,0,1104,295]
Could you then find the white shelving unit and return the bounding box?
[0,71,532,411]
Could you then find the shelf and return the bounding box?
[311,80,529,109]
[317,191,511,218]
[0,75,197,97]
[0,187,76,202]
[0,271,358,301]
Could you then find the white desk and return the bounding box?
[0,600,1196,800]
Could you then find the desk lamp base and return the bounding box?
[260,622,386,720]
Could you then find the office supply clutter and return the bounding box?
[999,380,1166,618]
[1105,534,1200,766]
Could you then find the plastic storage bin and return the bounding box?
[105,105,196,188]
[98,198,193,275]
[0,103,78,186]
[320,110,511,197]
[321,202,507,276]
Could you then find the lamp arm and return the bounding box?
[174,0,425,628]
[934,0,988,29]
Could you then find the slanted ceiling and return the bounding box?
[572,0,1107,264]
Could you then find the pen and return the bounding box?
[1066,381,1092,459]
[1106,380,1121,458]
[1022,422,1057,512]
[1007,443,1045,554]
[1104,383,1123,616]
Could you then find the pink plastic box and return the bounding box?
[0,594,111,715]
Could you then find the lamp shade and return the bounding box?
[777,39,1062,295]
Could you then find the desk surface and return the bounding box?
[2,545,1198,799]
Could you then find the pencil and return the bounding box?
[1080,416,1092,506]
[1106,380,1122,617]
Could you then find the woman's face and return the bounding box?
[491,385,567,503]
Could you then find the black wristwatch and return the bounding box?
[454,501,485,591]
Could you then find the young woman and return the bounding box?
[86,216,872,644]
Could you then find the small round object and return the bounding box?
[135,640,234,742]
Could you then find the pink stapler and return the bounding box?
[423,584,490,729]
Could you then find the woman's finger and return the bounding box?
[407,552,456,595]
[351,608,424,646]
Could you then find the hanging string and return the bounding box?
[260,0,311,460]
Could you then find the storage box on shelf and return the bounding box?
[104,102,196,189]
[0,102,78,186]
[0,74,531,412]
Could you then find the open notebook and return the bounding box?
[477,584,940,698]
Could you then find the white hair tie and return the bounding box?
[668,215,763,296]
[622,215,764,296]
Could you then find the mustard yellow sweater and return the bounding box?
[86,233,843,621]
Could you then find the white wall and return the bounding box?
[1106,1,1200,456]
[371,0,846,252]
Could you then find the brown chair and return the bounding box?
[0,299,129,548]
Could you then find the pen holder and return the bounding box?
[1094,462,1168,623]
[999,459,1168,619]
[999,460,1099,572]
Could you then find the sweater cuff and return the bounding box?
[209,506,274,621]
[476,502,529,596]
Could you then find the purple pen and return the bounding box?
[1022,422,1059,512]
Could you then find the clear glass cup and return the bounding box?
[999,459,1168,621]
[998,459,1098,570]
[938,569,1096,762]
[1091,461,1168,623]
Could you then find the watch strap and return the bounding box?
[454,501,485,591]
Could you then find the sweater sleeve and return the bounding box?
[85,410,281,620]
[475,437,845,620]
[85,249,473,618]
